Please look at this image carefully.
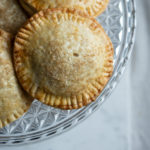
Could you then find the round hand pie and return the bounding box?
[19,0,109,17]
[0,29,33,128]
[14,8,113,109]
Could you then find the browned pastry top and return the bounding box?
[0,0,28,34]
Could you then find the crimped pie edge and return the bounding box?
[20,0,109,17]
[14,8,113,109]
[0,29,32,128]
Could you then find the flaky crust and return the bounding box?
[0,29,33,128]
[20,0,109,17]
[0,0,28,34]
[14,8,113,109]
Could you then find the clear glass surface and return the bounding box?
[0,0,136,145]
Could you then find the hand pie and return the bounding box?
[19,0,109,17]
[0,29,33,128]
[14,8,113,109]
[0,0,28,34]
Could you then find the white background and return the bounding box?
[1,0,150,149]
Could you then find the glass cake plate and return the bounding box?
[0,0,136,145]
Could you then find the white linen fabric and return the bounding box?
[129,0,150,150]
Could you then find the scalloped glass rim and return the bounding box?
[0,0,136,145]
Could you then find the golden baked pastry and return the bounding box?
[19,0,109,17]
[0,0,28,34]
[0,29,33,128]
[14,8,113,109]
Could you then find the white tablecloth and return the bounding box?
[1,0,150,149]
[129,0,150,149]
